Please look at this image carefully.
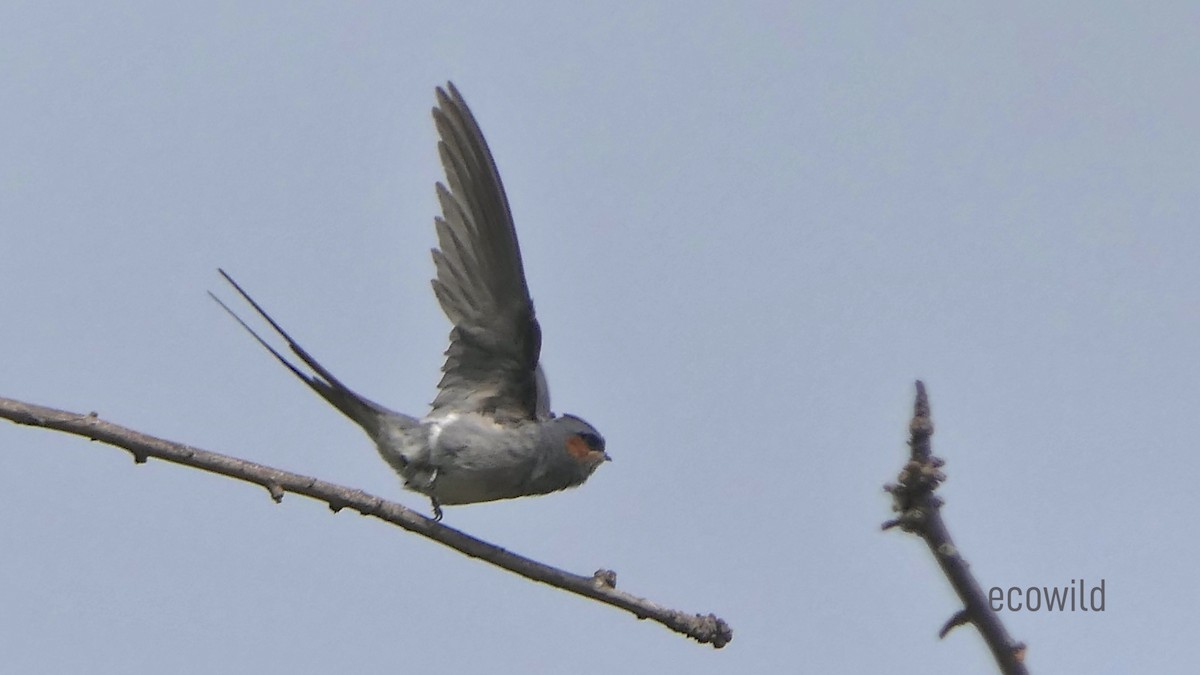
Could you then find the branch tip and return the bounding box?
[885,383,1029,673]
[691,613,733,648]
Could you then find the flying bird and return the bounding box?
[212,83,609,520]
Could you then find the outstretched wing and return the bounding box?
[428,83,546,423]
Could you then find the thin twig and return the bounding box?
[883,381,1028,673]
[0,395,732,649]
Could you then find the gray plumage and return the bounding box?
[212,82,608,520]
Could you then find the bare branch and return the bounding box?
[0,395,732,649]
[883,381,1028,674]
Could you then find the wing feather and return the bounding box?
[428,83,546,422]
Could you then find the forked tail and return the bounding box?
[210,270,418,438]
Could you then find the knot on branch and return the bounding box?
[591,569,617,588]
[883,456,946,532]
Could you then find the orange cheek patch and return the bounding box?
[566,435,591,461]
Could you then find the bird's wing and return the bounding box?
[428,83,547,423]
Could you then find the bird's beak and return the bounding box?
[603,453,612,462]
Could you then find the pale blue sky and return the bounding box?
[2,3,1197,673]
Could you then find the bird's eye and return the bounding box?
[580,432,604,452]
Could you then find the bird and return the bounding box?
[211,82,609,521]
